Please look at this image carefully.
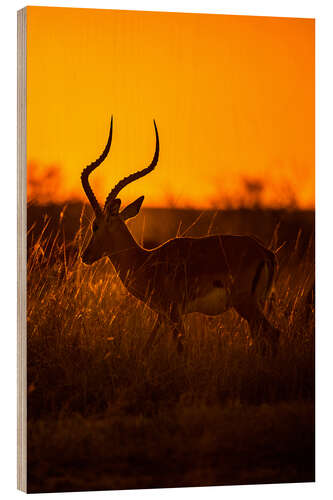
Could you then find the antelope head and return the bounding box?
[81,117,159,265]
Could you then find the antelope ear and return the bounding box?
[105,198,121,219]
[120,196,144,221]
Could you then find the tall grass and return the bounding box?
[26,209,315,492]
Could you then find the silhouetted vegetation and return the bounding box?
[27,204,314,492]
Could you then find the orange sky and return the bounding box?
[27,7,314,209]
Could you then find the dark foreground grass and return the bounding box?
[28,402,314,492]
[27,208,315,492]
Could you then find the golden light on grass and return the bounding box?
[25,10,315,490]
[27,7,314,208]
[27,205,315,491]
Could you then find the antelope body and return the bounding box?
[81,117,280,354]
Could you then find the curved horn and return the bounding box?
[104,120,159,211]
[81,116,113,216]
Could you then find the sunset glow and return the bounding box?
[27,7,314,208]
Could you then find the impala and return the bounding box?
[81,117,280,355]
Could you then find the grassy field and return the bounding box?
[27,204,315,493]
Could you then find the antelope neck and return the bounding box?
[106,224,148,279]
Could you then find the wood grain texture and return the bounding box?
[17,6,27,493]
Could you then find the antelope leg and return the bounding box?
[234,299,280,356]
[170,308,185,353]
[142,314,163,353]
